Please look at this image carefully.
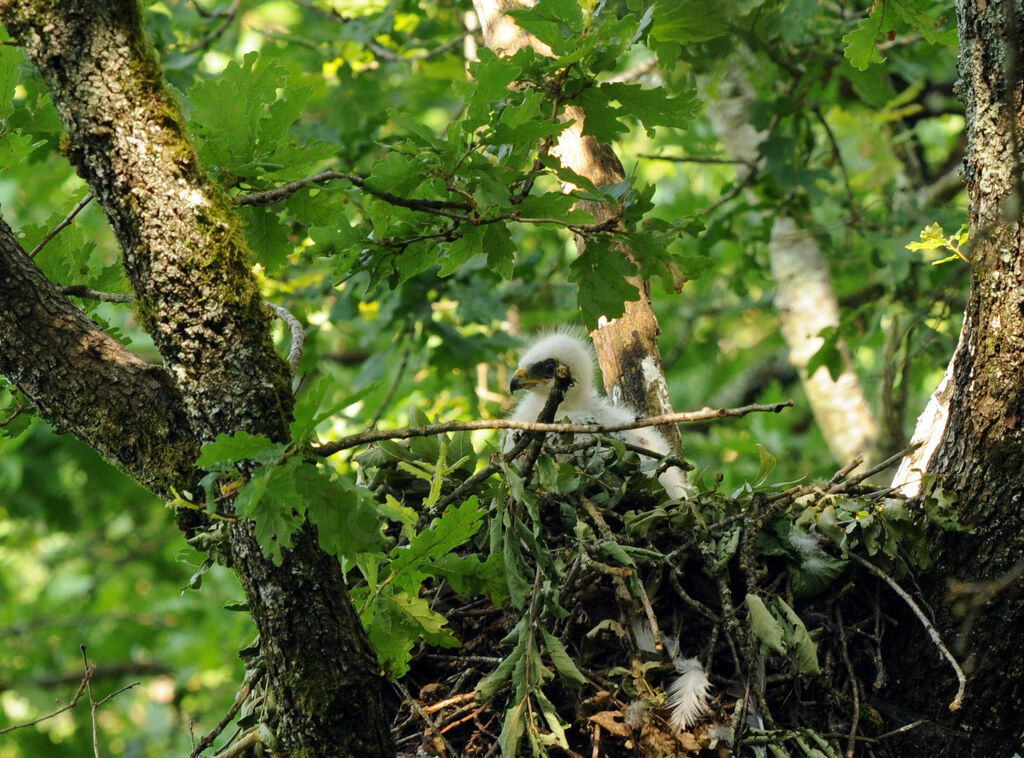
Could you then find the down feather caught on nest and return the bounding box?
[505,328,692,500]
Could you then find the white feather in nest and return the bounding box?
[631,620,713,733]
[666,657,713,733]
[506,328,692,499]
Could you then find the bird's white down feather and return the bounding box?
[631,620,713,733]
[666,657,713,733]
[506,329,691,500]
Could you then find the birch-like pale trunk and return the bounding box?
[704,69,880,467]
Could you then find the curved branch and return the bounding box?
[237,169,473,212]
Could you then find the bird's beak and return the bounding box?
[509,368,543,393]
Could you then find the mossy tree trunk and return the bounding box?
[0,2,394,756]
[884,2,1024,754]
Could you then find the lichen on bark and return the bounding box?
[0,2,396,755]
[884,2,1024,754]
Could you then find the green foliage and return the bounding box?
[188,51,333,184]
[843,0,956,70]
[0,0,975,753]
[906,221,970,265]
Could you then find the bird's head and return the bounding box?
[509,330,595,405]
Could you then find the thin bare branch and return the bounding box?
[235,169,472,212]
[29,192,94,258]
[0,666,91,735]
[82,647,100,758]
[313,400,793,457]
[60,285,135,303]
[182,0,241,54]
[848,553,966,712]
[367,346,411,430]
[365,34,466,63]
[640,154,754,166]
[191,670,262,758]
[264,301,306,371]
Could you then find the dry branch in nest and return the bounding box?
[356,393,960,758]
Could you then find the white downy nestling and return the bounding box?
[506,329,691,500]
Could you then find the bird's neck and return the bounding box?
[560,381,591,410]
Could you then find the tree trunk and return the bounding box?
[0,2,394,755]
[883,2,1024,754]
[704,68,881,467]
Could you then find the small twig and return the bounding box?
[0,662,92,735]
[830,443,922,491]
[701,161,761,217]
[423,691,477,715]
[397,681,458,756]
[59,286,135,303]
[263,300,306,371]
[314,400,793,457]
[640,154,754,166]
[367,346,411,429]
[430,435,533,513]
[210,728,261,758]
[29,192,94,258]
[848,553,966,712]
[835,606,860,758]
[812,105,856,215]
[872,719,926,740]
[191,670,262,758]
[94,680,140,708]
[182,0,241,54]
[0,400,35,427]
[366,34,466,63]
[81,647,101,758]
[827,455,865,485]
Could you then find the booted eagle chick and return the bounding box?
[506,329,691,500]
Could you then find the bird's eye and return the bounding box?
[534,358,558,377]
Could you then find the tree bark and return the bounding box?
[0,214,199,500]
[883,2,1024,754]
[0,2,394,755]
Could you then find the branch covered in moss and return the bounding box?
[0,212,200,500]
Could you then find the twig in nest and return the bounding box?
[835,606,860,758]
[848,552,965,711]
[581,497,663,653]
[397,681,458,756]
[314,400,793,457]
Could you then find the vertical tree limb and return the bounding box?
[0,3,394,755]
[883,3,1024,753]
